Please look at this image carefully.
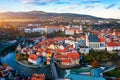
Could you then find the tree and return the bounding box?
[91,59,100,68]
[43,31,47,36]
[89,49,94,54]
[3,63,8,67]
[16,54,21,61]
[23,55,28,60]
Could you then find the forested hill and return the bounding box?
[0,11,105,20]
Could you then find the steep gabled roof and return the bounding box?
[88,34,99,42]
[106,42,117,47]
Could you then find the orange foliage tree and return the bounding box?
[91,59,100,68]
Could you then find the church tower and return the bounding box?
[80,25,83,31]
[86,32,89,47]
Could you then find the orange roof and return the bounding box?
[47,26,60,28]
[55,48,67,53]
[66,28,82,32]
[47,49,52,53]
[106,42,117,47]
[54,52,80,60]
[31,74,45,80]
[68,45,74,49]
[56,55,68,58]
[67,52,80,59]
[55,37,63,41]
[62,59,71,63]
[99,37,105,42]
[41,48,46,51]
[47,39,55,44]
[37,48,41,52]
[118,42,120,46]
[63,37,67,40]
[38,41,45,45]
[116,32,120,35]
[29,54,38,60]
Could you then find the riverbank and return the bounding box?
[16,60,40,68]
[56,62,85,69]
[0,41,18,56]
[16,59,49,68]
[1,52,52,79]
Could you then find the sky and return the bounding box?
[0,0,120,19]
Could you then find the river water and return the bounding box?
[0,52,52,79]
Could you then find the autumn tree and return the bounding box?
[16,53,21,61]
[23,55,28,60]
[91,59,100,68]
[3,63,8,67]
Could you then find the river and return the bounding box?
[0,52,52,79]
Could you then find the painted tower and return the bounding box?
[86,32,90,47]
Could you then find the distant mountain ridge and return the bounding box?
[0,11,116,20]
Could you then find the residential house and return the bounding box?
[28,54,38,64]
[106,42,120,51]
[65,28,82,35]
[31,74,45,80]
[46,26,64,33]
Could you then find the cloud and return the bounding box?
[54,4,79,12]
[119,7,120,10]
[105,3,116,9]
[24,5,37,10]
[21,0,101,6]
[81,0,100,9]
[82,0,101,4]
[55,1,70,4]
[85,3,98,9]
[21,0,60,5]
[22,0,34,4]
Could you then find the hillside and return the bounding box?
[0,11,104,20]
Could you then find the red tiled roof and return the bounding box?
[62,59,71,63]
[56,48,67,53]
[66,28,82,33]
[31,74,45,80]
[106,42,117,47]
[116,32,120,36]
[41,48,46,51]
[55,37,63,41]
[37,48,41,52]
[54,52,80,60]
[67,52,80,59]
[47,49,52,53]
[99,37,105,42]
[38,41,45,45]
[47,39,55,44]
[118,42,120,46]
[29,54,38,60]
[55,55,68,59]
[63,37,67,40]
